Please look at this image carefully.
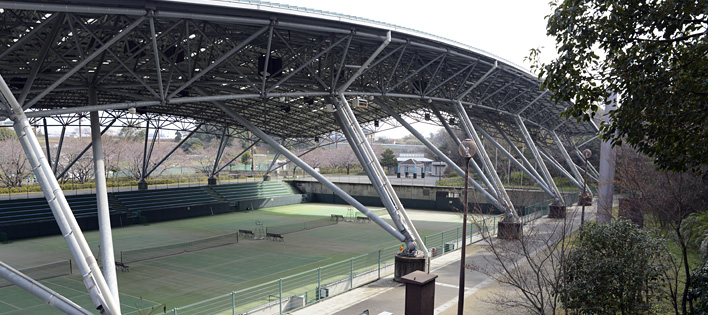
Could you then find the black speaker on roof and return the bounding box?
[258,55,283,78]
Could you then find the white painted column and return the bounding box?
[597,93,618,223]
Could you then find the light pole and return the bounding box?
[457,138,477,315]
[581,149,592,227]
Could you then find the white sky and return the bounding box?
[276,0,559,139]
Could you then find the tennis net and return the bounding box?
[120,232,238,264]
[265,217,337,235]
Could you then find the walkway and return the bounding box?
[291,201,598,315]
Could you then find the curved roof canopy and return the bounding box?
[0,0,597,143]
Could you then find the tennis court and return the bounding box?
[0,203,478,314]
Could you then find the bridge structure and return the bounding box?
[0,1,599,313]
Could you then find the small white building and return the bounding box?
[395,153,444,177]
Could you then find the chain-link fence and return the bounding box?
[165,198,566,315]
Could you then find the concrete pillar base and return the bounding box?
[548,205,566,219]
[548,204,567,219]
[137,180,148,191]
[394,254,426,282]
[497,221,522,240]
[207,177,217,185]
[578,194,592,206]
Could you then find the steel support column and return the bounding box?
[89,89,119,307]
[335,96,424,256]
[537,146,583,189]
[56,120,116,180]
[145,124,203,178]
[473,123,555,197]
[0,261,93,315]
[551,131,584,186]
[0,75,120,314]
[515,115,564,205]
[434,106,499,197]
[209,127,229,180]
[454,101,516,219]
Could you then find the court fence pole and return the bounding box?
[457,227,460,248]
[350,258,353,290]
[441,231,445,254]
[231,291,235,315]
[317,267,321,301]
[377,250,381,280]
[279,278,282,315]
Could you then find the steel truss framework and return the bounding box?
[0,1,598,314]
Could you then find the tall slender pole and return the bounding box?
[458,156,470,315]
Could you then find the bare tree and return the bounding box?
[468,204,577,315]
[0,139,31,187]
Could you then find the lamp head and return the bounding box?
[582,149,592,159]
[458,138,477,158]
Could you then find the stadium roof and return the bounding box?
[0,0,597,144]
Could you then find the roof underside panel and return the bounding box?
[0,0,597,141]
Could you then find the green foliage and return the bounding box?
[118,127,145,141]
[562,220,669,314]
[689,262,708,314]
[0,127,15,141]
[539,0,708,176]
[680,211,708,255]
[379,148,397,169]
[182,138,203,153]
[174,131,182,143]
[240,151,252,167]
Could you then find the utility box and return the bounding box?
[401,270,438,315]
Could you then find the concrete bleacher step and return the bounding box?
[107,194,129,213]
[202,186,227,202]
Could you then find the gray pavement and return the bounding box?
[291,201,599,315]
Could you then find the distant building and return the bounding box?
[396,153,446,177]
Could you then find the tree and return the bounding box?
[174,131,182,143]
[689,262,708,314]
[538,0,708,176]
[240,151,251,172]
[0,139,31,187]
[615,148,708,314]
[562,220,669,314]
[379,148,397,174]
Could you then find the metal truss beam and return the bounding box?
[215,140,260,174]
[515,115,564,205]
[145,123,202,178]
[25,16,147,109]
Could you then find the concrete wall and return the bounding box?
[291,180,577,211]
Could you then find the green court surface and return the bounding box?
[0,203,478,314]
